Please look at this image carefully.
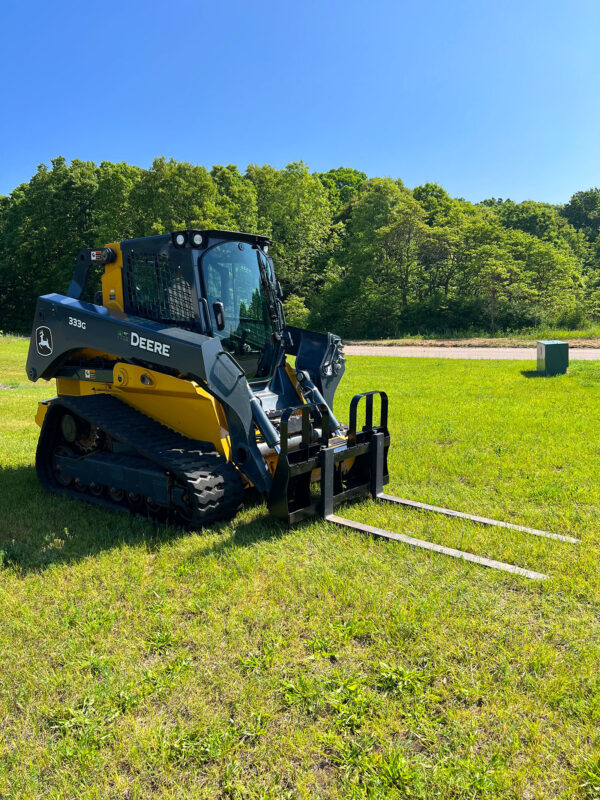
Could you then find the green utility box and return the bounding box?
[537,340,569,376]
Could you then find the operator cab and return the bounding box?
[119,229,283,381]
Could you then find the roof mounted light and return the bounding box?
[192,233,203,246]
[263,244,269,254]
[174,233,186,246]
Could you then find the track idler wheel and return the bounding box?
[60,414,77,443]
[145,496,160,513]
[127,492,143,508]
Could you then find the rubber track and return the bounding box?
[38,394,244,527]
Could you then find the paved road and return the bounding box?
[344,345,600,360]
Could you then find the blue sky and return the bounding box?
[1,0,598,203]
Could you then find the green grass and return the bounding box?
[348,324,600,346]
[2,334,600,798]
[491,323,600,341]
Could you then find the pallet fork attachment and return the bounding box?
[267,391,390,524]
[326,515,551,581]
[330,495,578,582]
[268,391,577,581]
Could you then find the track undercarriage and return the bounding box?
[37,394,244,526]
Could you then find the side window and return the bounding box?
[125,252,195,327]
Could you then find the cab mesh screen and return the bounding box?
[125,252,195,327]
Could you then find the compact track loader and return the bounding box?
[26,229,576,578]
[26,229,388,527]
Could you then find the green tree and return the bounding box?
[211,164,258,232]
[283,294,310,327]
[316,167,367,217]
[244,163,278,236]
[94,161,144,244]
[0,157,98,330]
[128,156,219,236]
[0,156,593,336]
[561,188,600,241]
[412,183,455,226]
[489,199,590,266]
[472,245,525,332]
[247,161,333,298]
[313,179,425,337]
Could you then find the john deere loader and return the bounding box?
[26,229,389,527]
[25,229,575,579]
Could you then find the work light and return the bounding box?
[175,233,186,246]
[192,233,203,246]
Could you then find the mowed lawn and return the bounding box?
[1,335,600,799]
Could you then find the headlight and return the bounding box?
[175,233,186,246]
[192,233,203,246]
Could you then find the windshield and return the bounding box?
[200,241,277,379]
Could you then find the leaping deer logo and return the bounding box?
[36,326,53,356]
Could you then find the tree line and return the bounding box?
[1,155,599,337]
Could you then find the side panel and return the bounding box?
[35,399,51,428]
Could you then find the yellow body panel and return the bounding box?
[53,364,232,458]
[101,242,125,311]
[35,399,51,427]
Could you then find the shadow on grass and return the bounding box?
[521,370,546,379]
[0,466,284,573]
[521,370,570,379]
[182,509,289,563]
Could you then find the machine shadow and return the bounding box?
[0,466,285,573]
[187,508,289,561]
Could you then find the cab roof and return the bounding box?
[121,229,271,249]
